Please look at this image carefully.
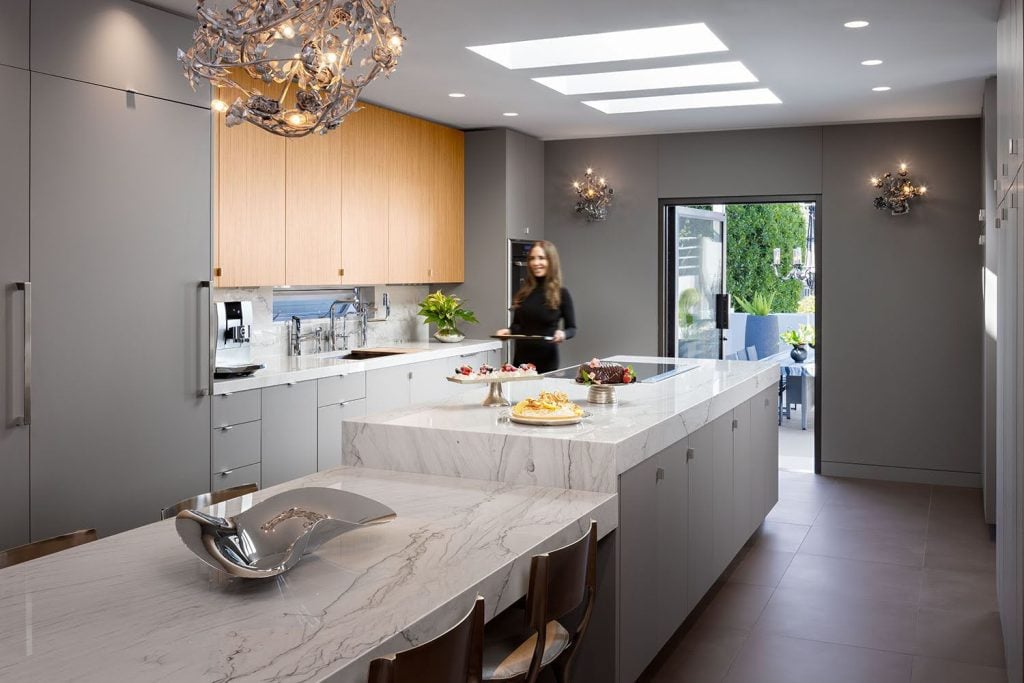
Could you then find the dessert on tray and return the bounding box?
[576,358,635,385]
[452,362,538,380]
[512,391,584,420]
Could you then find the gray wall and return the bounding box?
[983,77,999,522]
[544,119,983,485]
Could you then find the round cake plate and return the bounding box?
[508,413,585,426]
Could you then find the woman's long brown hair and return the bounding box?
[513,240,563,310]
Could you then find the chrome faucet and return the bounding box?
[328,299,350,351]
[288,316,324,356]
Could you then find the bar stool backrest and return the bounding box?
[160,483,259,520]
[0,529,98,569]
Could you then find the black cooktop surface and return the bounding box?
[546,360,696,383]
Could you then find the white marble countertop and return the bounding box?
[345,356,779,492]
[0,467,615,683]
[213,339,501,394]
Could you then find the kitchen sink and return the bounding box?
[327,349,413,360]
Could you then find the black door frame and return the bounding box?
[658,194,823,474]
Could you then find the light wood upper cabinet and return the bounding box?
[340,105,391,285]
[214,74,286,287]
[215,97,464,286]
[285,131,343,286]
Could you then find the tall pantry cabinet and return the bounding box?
[0,0,213,544]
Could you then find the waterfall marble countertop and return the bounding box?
[213,339,501,394]
[345,356,780,493]
[0,467,615,683]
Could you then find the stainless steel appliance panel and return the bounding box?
[29,73,211,538]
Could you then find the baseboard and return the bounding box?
[820,461,982,488]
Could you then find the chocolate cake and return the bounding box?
[576,359,631,384]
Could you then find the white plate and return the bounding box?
[446,373,540,385]
[508,411,589,426]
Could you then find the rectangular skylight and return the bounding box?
[467,23,728,70]
[583,88,781,114]
[533,61,757,95]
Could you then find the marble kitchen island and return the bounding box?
[0,467,615,683]
[344,355,782,681]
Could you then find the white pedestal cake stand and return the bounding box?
[446,373,540,407]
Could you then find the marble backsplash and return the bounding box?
[212,285,430,360]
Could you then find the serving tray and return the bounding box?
[490,334,555,341]
[446,373,540,385]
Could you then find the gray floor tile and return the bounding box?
[765,498,825,525]
[910,656,1008,683]
[778,553,923,606]
[799,524,926,567]
[723,633,913,683]
[814,500,930,535]
[919,567,998,613]
[747,521,810,553]
[914,606,1006,668]
[696,582,776,630]
[828,479,932,508]
[925,528,997,574]
[753,586,919,653]
[727,548,795,587]
[642,623,748,683]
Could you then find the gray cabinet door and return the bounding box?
[212,462,260,491]
[617,457,660,683]
[317,398,366,472]
[711,412,735,577]
[366,365,412,414]
[752,387,779,518]
[262,381,317,487]
[656,437,689,648]
[410,359,451,405]
[0,64,30,550]
[687,422,715,612]
[29,73,211,539]
[732,399,753,547]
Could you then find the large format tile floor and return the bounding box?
[640,471,1006,682]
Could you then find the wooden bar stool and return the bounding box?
[0,529,98,569]
[481,521,598,683]
[160,483,259,520]
[368,596,485,683]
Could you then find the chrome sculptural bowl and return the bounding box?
[175,487,397,578]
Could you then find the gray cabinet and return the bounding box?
[213,390,261,429]
[711,412,735,577]
[655,439,689,648]
[212,421,261,477]
[318,398,366,472]
[262,381,317,487]
[410,359,452,404]
[686,422,715,612]
[732,401,753,548]
[29,72,211,539]
[0,64,30,550]
[213,462,261,491]
[366,365,413,414]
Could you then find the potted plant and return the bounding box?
[733,291,777,360]
[780,324,815,363]
[417,290,479,343]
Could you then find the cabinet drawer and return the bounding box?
[317,372,366,407]
[213,390,261,427]
[212,420,261,474]
[211,462,261,491]
[317,398,367,472]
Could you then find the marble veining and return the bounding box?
[344,357,780,492]
[0,467,615,683]
[213,339,500,394]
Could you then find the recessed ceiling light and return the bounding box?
[844,20,870,28]
[872,86,891,92]
[533,61,758,96]
[503,112,519,117]
[583,88,781,114]
[448,92,466,98]
[861,59,883,66]
[467,23,728,70]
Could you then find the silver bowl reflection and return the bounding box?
[175,487,396,578]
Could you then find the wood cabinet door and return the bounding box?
[340,105,390,285]
[387,111,431,283]
[429,124,465,283]
[215,72,286,287]
[286,131,342,285]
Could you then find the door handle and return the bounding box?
[686,447,695,461]
[715,293,730,330]
[13,282,31,426]
[197,281,211,398]
[655,467,665,482]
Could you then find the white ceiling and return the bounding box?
[150,0,999,140]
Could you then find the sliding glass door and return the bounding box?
[665,205,727,359]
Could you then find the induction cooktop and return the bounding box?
[545,360,697,383]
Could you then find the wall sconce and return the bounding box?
[773,247,814,288]
[573,167,613,221]
[870,162,927,215]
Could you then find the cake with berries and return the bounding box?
[452,362,539,380]
[576,358,635,385]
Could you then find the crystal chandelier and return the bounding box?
[773,247,814,289]
[177,0,405,137]
[870,163,927,215]
[572,168,613,221]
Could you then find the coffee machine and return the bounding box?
[214,301,263,377]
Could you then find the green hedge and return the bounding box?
[726,203,806,313]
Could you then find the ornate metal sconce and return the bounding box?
[870,163,927,215]
[573,168,613,221]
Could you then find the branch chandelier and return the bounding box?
[573,168,613,222]
[178,0,405,137]
[870,163,927,216]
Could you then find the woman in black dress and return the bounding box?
[496,240,576,373]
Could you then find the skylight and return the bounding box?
[533,61,757,95]
[582,88,781,114]
[466,23,728,70]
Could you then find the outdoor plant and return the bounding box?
[781,324,815,348]
[797,295,815,313]
[725,203,806,313]
[733,291,775,316]
[417,290,479,336]
[678,287,700,328]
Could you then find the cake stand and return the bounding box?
[446,373,541,407]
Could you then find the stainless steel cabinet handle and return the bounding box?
[220,425,233,431]
[732,418,739,430]
[655,467,665,482]
[686,447,695,461]
[217,468,235,477]
[197,281,211,398]
[13,282,31,426]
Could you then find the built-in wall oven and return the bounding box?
[509,239,534,325]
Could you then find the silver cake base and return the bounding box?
[483,381,512,407]
[587,385,618,405]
